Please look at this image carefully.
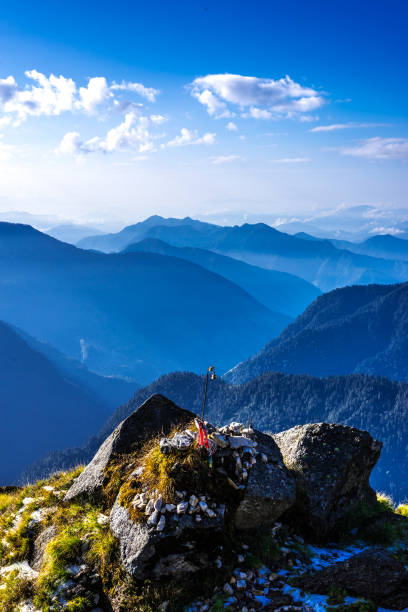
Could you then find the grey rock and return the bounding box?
[156,515,166,531]
[152,553,204,577]
[177,501,188,514]
[65,394,194,501]
[296,548,408,610]
[273,422,382,539]
[110,497,225,579]
[229,436,256,449]
[30,524,58,571]
[234,436,296,530]
[110,499,156,579]
[147,510,160,526]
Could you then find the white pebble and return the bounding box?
[156,515,166,531]
[177,501,188,515]
[189,495,198,507]
[147,510,160,526]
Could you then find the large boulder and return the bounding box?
[273,422,382,539]
[234,430,296,530]
[65,394,194,501]
[110,498,225,579]
[296,548,408,610]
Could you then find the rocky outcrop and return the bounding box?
[234,430,296,529]
[110,497,224,579]
[296,548,408,610]
[108,420,294,578]
[65,394,193,501]
[273,422,382,538]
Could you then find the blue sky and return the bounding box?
[0,0,407,228]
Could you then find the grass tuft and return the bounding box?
[0,569,33,612]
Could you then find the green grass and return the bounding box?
[0,569,33,612]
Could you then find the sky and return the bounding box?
[0,0,407,229]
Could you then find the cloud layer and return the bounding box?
[341,137,408,160]
[0,70,160,124]
[191,73,325,119]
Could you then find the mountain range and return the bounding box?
[78,215,408,291]
[0,222,288,382]
[0,320,137,484]
[124,238,320,317]
[24,370,408,503]
[330,234,408,261]
[225,282,408,385]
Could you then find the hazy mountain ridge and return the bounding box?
[0,320,116,485]
[124,237,320,317]
[24,370,408,502]
[12,324,138,408]
[78,216,408,291]
[0,222,288,383]
[330,234,408,261]
[225,282,408,384]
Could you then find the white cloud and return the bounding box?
[248,107,272,119]
[150,114,167,124]
[77,77,112,112]
[166,128,216,147]
[0,70,160,124]
[211,155,241,164]
[310,122,387,133]
[272,157,310,163]
[111,80,160,102]
[226,121,238,131]
[369,226,405,236]
[191,73,325,119]
[56,112,160,156]
[0,76,18,103]
[341,137,408,160]
[4,70,77,122]
[192,88,230,117]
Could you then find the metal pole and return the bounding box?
[201,365,215,422]
[201,371,209,421]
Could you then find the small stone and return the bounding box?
[215,558,222,568]
[242,544,249,550]
[237,554,244,563]
[156,515,166,531]
[236,579,246,590]
[199,501,208,512]
[195,514,202,522]
[242,469,248,481]
[177,501,188,514]
[96,513,109,526]
[229,422,245,433]
[205,508,216,518]
[261,453,268,463]
[154,497,163,512]
[165,504,176,512]
[227,478,239,490]
[176,490,184,499]
[147,510,160,526]
[145,499,154,515]
[223,583,234,595]
[189,495,198,507]
[229,436,256,450]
